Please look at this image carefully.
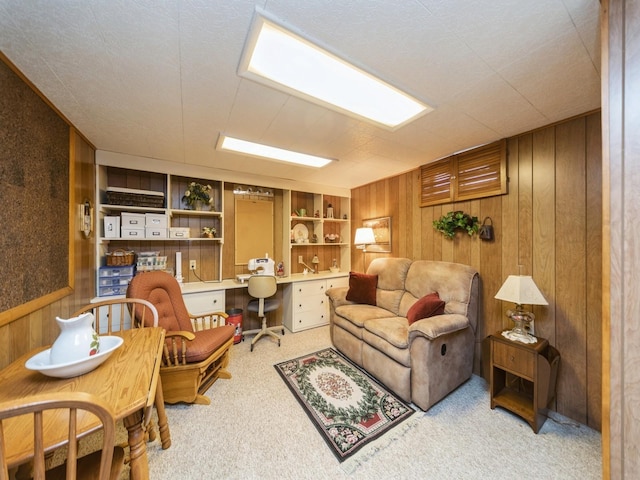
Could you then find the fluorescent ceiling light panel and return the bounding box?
[239,14,433,129]
[217,135,333,168]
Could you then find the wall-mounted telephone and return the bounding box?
[79,200,93,238]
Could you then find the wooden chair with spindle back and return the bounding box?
[0,391,124,480]
[71,298,171,449]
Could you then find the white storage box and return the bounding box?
[145,227,168,239]
[169,227,190,239]
[121,228,145,239]
[145,213,168,228]
[121,212,145,228]
[103,216,120,238]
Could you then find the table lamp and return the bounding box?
[354,227,376,271]
[494,275,548,344]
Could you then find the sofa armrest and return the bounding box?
[408,313,470,341]
[326,286,353,308]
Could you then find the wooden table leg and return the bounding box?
[154,375,171,449]
[123,410,149,480]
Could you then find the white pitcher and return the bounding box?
[50,312,100,365]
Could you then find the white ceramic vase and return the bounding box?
[50,312,100,365]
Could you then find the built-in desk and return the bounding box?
[174,271,349,332]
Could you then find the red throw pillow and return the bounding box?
[407,292,445,325]
[346,271,378,306]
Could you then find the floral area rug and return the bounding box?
[274,347,415,462]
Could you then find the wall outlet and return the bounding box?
[189,260,196,270]
[298,255,303,264]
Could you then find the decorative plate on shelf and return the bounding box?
[25,336,124,378]
[292,223,309,242]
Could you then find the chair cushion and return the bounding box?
[406,292,445,325]
[182,325,235,363]
[247,298,280,313]
[127,271,194,332]
[346,271,378,305]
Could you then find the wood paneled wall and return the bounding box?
[351,111,602,430]
[601,0,640,475]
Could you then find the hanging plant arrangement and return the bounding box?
[433,211,480,239]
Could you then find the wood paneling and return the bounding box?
[555,118,588,424]
[602,0,640,475]
[351,111,602,429]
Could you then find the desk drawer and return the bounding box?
[292,310,328,331]
[493,341,535,379]
[293,279,326,297]
[294,293,327,314]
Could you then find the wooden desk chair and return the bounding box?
[71,299,171,450]
[0,391,124,480]
[242,275,284,352]
[126,271,235,405]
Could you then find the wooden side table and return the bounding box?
[489,331,560,433]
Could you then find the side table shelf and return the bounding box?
[489,332,560,433]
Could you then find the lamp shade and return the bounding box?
[354,227,376,246]
[494,275,548,306]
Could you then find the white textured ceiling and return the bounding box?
[0,0,601,190]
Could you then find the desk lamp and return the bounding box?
[494,275,548,344]
[354,227,376,271]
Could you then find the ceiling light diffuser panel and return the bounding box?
[217,135,334,168]
[238,11,433,130]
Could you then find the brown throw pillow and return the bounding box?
[407,292,445,325]
[346,271,378,306]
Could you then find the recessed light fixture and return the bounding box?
[238,12,433,129]
[217,135,334,168]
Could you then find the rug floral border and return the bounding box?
[274,347,415,462]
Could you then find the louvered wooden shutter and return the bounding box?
[454,139,507,201]
[420,139,507,207]
[420,158,453,207]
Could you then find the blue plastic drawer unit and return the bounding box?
[98,285,130,297]
[98,265,135,296]
[99,265,135,278]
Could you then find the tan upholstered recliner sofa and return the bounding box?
[326,258,479,411]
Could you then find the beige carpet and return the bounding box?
[139,325,601,479]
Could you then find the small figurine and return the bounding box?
[326,203,334,219]
[276,261,285,277]
[314,210,320,218]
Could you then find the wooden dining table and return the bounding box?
[0,327,170,480]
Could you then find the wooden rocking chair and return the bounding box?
[126,271,235,405]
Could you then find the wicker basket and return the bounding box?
[105,249,135,266]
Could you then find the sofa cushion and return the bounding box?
[367,258,412,315]
[404,261,477,317]
[363,317,410,351]
[407,292,445,325]
[362,321,411,368]
[335,304,394,328]
[346,272,378,305]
